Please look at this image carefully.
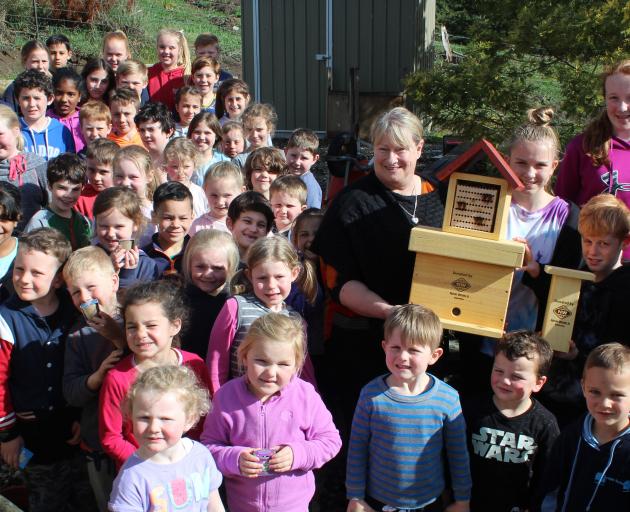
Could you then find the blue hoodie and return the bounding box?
[20,116,75,161]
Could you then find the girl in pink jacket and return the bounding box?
[201,313,341,512]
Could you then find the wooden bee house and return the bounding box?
[408,140,526,337]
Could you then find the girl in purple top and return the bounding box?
[109,365,224,512]
[202,313,341,512]
[555,59,630,257]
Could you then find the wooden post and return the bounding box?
[541,265,595,352]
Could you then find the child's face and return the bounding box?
[224,91,249,119]
[96,206,137,253]
[295,217,321,258]
[86,158,114,192]
[110,101,137,136]
[18,87,52,125]
[244,116,270,150]
[12,249,62,304]
[581,232,627,279]
[157,34,181,70]
[24,49,50,75]
[250,164,278,197]
[175,94,201,127]
[113,158,149,198]
[582,365,630,437]
[0,121,21,161]
[227,210,269,254]
[66,269,118,314]
[244,339,298,402]
[125,301,181,362]
[205,177,243,220]
[605,72,630,138]
[190,247,230,295]
[382,329,443,386]
[48,43,72,69]
[81,119,111,142]
[49,179,82,215]
[221,129,245,158]
[103,39,129,71]
[192,66,219,95]
[86,68,111,101]
[491,352,546,408]
[53,78,81,118]
[196,44,219,60]
[133,390,192,462]
[190,122,217,154]
[509,140,558,197]
[285,148,319,176]
[117,73,147,97]
[153,199,193,247]
[248,259,299,311]
[271,191,306,232]
[138,121,171,154]
[164,157,196,183]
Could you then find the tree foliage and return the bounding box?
[408,0,630,146]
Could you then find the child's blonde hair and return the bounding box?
[181,229,240,286]
[269,175,307,206]
[163,137,200,168]
[124,365,210,425]
[113,145,159,200]
[93,186,146,235]
[371,107,423,149]
[509,107,560,159]
[85,138,118,167]
[241,235,317,303]
[383,304,443,351]
[157,28,191,76]
[0,105,24,151]
[116,59,147,80]
[109,87,140,109]
[102,30,130,58]
[286,128,319,155]
[584,342,630,376]
[241,103,278,136]
[203,161,243,189]
[237,312,306,371]
[63,245,115,283]
[79,100,112,126]
[578,194,630,241]
[582,59,630,167]
[19,227,72,268]
[244,147,286,190]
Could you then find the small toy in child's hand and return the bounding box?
[119,239,135,251]
[18,447,33,469]
[253,448,276,475]
[80,299,100,321]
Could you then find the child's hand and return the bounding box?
[239,448,263,477]
[110,246,126,272]
[347,498,376,512]
[444,500,470,512]
[513,236,540,278]
[0,436,23,469]
[86,349,124,391]
[268,445,293,473]
[88,311,125,349]
[123,247,140,270]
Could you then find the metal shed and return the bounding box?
[241,0,436,136]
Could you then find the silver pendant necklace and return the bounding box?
[400,179,420,224]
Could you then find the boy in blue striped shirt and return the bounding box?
[346,304,471,512]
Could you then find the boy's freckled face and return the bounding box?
[66,270,119,313]
[582,366,630,436]
[12,249,62,303]
[491,352,545,407]
[81,119,111,142]
[580,232,626,279]
[86,158,114,192]
[382,329,442,384]
[285,148,319,176]
[271,191,306,231]
[110,101,137,136]
[18,87,52,125]
[49,179,82,215]
[227,211,269,253]
[138,121,171,153]
[48,43,72,69]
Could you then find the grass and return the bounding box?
[1,0,242,79]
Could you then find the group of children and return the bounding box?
[0,26,627,512]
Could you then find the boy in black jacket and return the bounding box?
[540,343,630,511]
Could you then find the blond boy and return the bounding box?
[285,128,322,208]
[269,175,307,237]
[79,100,112,148]
[107,88,143,148]
[116,59,149,106]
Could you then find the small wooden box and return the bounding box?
[542,265,595,352]
[409,227,525,337]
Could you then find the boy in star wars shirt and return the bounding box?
[464,331,559,512]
